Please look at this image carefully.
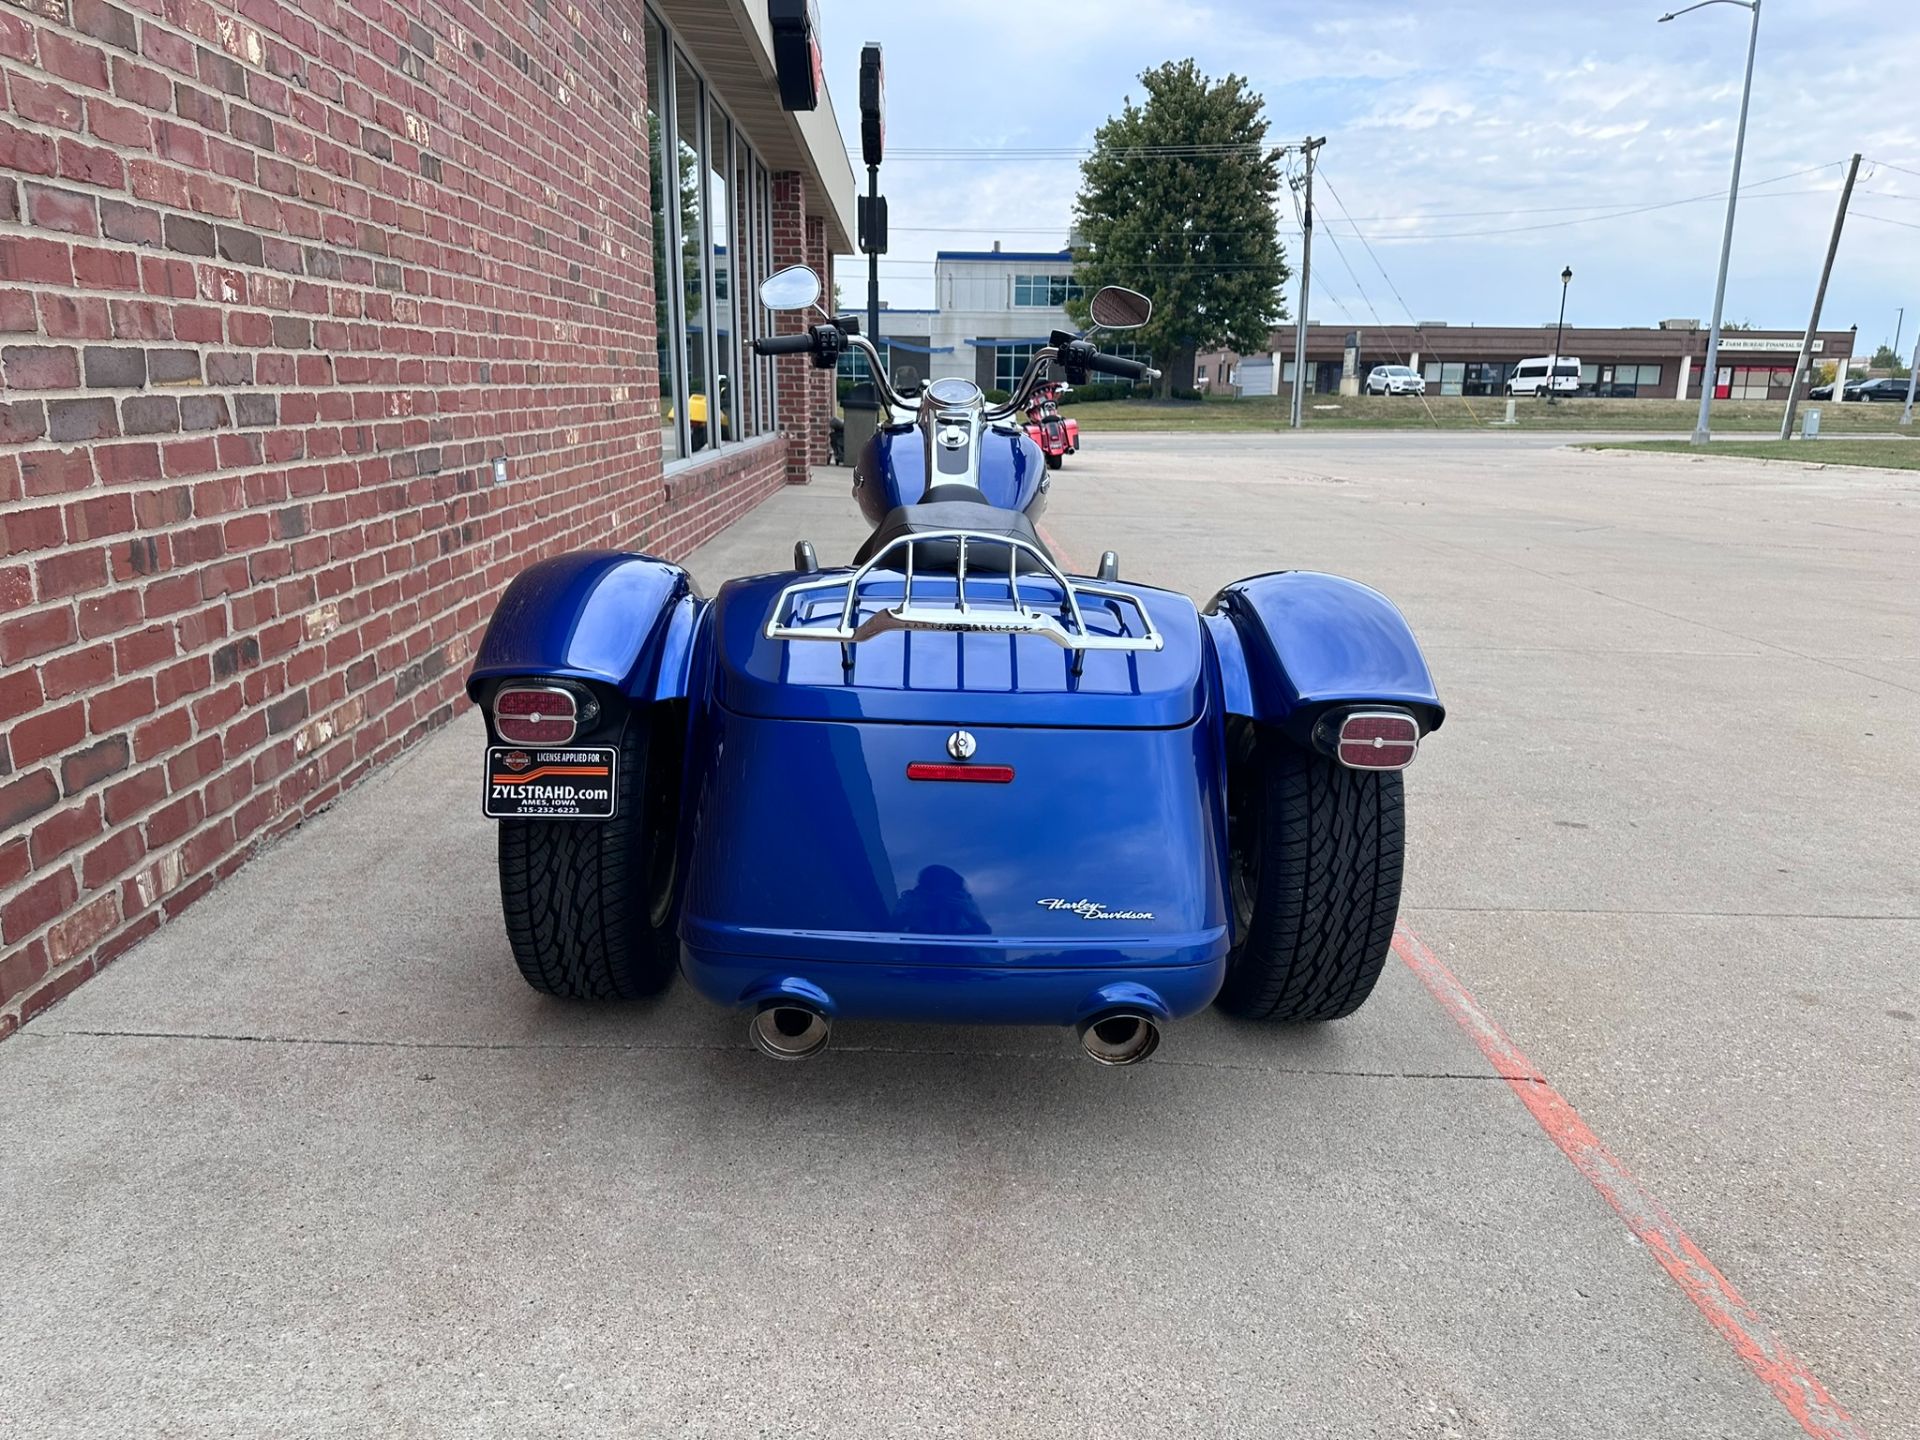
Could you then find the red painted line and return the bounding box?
[1035,521,1080,576]
[1393,924,1868,1439]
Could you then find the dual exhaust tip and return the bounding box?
[747,1002,1161,1066]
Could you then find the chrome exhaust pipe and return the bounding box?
[1076,1010,1162,1066]
[749,1003,831,1061]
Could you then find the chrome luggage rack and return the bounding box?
[764,531,1164,674]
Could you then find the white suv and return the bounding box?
[1364,364,1426,396]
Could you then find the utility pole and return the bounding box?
[1289,136,1324,430]
[1894,307,1905,364]
[1549,265,1573,406]
[1780,152,1860,441]
[1661,0,1763,446]
[1901,330,1918,427]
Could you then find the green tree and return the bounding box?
[1870,343,1910,377]
[1068,60,1288,399]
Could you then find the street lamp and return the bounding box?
[1550,265,1573,406]
[1660,0,1763,446]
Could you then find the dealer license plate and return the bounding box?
[483,746,617,820]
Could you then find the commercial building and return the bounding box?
[0,1,852,1033]
[1203,322,1858,401]
[856,245,1145,394]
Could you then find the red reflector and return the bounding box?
[1340,713,1418,744]
[1335,711,1419,771]
[494,685,577,745]
[906,762,1015,783]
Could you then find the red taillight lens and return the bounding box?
[494,685,578,745]
[906,762,1015,783]
[1336,711,1419,771]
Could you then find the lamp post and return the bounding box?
[1660,0,1762,447]
[1549,265,1573,406]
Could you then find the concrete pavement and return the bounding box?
[2,433,1913,1437]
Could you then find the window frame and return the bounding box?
[649,7,773,470]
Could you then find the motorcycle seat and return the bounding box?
[853,499,1055,573]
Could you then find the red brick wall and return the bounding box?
[0,0,825,1038]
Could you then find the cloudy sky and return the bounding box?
[817,0,1919,354]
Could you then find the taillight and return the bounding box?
[906,762,1015,783]
[493,685,578,745]
[1334,711,1419,771]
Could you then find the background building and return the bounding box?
[854,245,1145,395]
[1203,322,1858,401]
[0,0,852,1035]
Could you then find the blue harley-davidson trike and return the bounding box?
[467,268,1443,1064]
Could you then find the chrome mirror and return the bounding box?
[1088,286,1152,330]
[759,265,822,312]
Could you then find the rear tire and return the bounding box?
[1215,723,1404,1022]
[1046,451,1063,470]
[497,720,680,1000]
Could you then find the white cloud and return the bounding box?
[820,0,1920,346]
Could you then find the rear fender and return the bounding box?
[1204,571,1444,747]
[466,552,701,726]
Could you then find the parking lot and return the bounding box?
[2,433,1914,1437]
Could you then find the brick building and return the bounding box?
[0,0,853,1037]
[1199,321,1859,401]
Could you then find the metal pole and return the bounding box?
[1290,137,1323,430]
[1780,152,1860,441]
[1902,330,1918,426]
[1549,271,1570,406]
[1894,307,1904,363]
[1691,0,1762,447]
[865,164,880,344]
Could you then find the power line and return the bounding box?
[864,142,1296,162]
[1854,211,1920,232]
[866,161,1846,249]
[1867,158,1920,181]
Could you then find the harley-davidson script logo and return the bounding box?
[1037,898,1156,921]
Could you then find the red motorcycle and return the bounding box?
[1024,383,1079,470]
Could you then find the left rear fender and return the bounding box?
[466,551,701,708]
[1205,571,1444,745]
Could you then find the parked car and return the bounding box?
[1506,356,1581,397]
[1813,376,1911,403]
[1807,377,1871,401]
[1364,364,1426,396]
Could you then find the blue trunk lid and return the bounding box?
[707,571,1208,728]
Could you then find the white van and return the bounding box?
[1506,356,1581,397]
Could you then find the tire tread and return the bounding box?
[1215,731,1404,1022]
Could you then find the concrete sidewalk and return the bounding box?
[4,439,1911,1437]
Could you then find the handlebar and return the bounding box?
[1084,352,1157,383]
[753,332,816,356]
[755,326,1154,419]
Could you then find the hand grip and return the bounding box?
[1085,352,1155,382]
[754,333,816,356]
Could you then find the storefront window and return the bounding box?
[644,11,774,464]
[1463,362,1507,396]
[758,165,775,434]
[673,55,710,452]
[734,138,756,438]
[708,102,740,444]
[646,16,680,463]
